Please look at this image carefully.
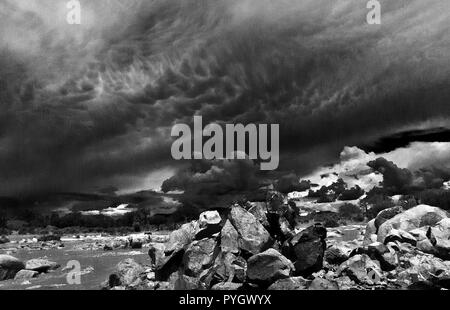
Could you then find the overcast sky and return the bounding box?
[0,0,449,196]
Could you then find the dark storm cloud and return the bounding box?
[0,0,450,195]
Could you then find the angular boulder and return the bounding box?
[183,237,217,277]
[0,255,25,281]
[247,249,294,284]
[282,223,327,276]
[220,220,239,254]
[228,205,272,255]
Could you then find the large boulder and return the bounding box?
[282,223,327,276]
[108,258,145,289]
[164,221,200,255]
[377,205,448,243]
[228,205,272,255]
[247,202,269,227]
[337,254,383,285]
[25,259,60,273]
[220,220,239,254]
[247,249,294,284]
[0,255,25,281]
[183,237,218,277]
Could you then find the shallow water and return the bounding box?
[0,241,150,290]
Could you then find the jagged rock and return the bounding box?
[148,243,165,267]
[212,252,247,284]
[248,202,269,227]
[164,221,200,255]
[220,220,239,254]
[108,258,144,289]
[383,229,417,246]
[325,245,351,265]
[211,282,244,290]
[363,219,377,246]
[0,255,25,281]
[183,237,217,277]
[25,259,60,273]
[247,249,294,284]
[338,254,383,285]
[14,269,39,280]
[377,205,448,243]
[308,278,339,290]
[282,223,327,276]
[268,276,310,290]
[228,205,272,255]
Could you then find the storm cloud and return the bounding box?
[0,0,449,196]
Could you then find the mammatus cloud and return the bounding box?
[0,0,449,196]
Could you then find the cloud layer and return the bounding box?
[0,0,449,195]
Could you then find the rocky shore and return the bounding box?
[1,197,449,290]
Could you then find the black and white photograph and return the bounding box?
[0,0,449,295]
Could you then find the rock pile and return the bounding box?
[103,202,450,290]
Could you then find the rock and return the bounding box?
[148,243,165,267]
[308,278,339,290]
[0,235,9,244]
[212,252,247,284]
[183,238,217,277]
[196,211,223,239]
[282,223,327,276]
[220,220,239,254]
[211,282,243,290]
[108,258,144,289]
[338,254,383,285]
[169,272,202,290]
[325,245,351,265]
[228,205,272,255]
[14,269,39,280]
[247,249,294,284]
[374,206,403,231]
[164,221,199,255]
[377,205,448,243]
[25,259,60,273]
[248,202,269,227]
[268,276,310,290]
[0,255,25,281]
[342,228,360,242]
[367,242,398,271]
[383,229,417,246]
[363,219,377,246]
[199,210,222,227]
